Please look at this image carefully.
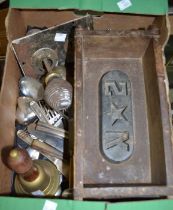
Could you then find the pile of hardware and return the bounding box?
[5,15,92,197]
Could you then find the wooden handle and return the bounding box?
[17,130,64,160]
[7,147,33,174]
[32,140,63,160]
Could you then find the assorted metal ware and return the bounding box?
[9,15,93,198]
[11,15,93,78]
[3,13,173,201]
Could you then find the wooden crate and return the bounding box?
[73,19,173,199]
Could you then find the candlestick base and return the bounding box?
[14,160,61,196]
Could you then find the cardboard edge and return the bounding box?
[8,7,168,16]
[0,197,106,210]
[9,0,168,15]
[106,199,173,210]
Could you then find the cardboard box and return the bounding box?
[0,197,173,210]
[0,7,173,209]
[9,0,168,15]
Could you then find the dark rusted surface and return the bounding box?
[100,70,133,163]
[73,28,173,199]
[12,15,93,79]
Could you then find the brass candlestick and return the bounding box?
[7,147,61,196]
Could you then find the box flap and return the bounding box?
[1,197,173,210]
[9,0,168,15]
[0,197,105,210]
[106,199,173,210]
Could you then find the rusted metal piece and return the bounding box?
[73,27,173,199]
[31,48,58,73]
[12,15,93,79]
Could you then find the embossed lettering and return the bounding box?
[105,81,127,96]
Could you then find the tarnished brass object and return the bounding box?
[45,71,60,85]
[31,48,58,75]
[41,153,69,178]
[7,148,61,196]
[15,160,61,196]
[45,65,66,85]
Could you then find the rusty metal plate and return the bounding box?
[73,28,173,199]
[100,70,133,163]
[12,15,93,79]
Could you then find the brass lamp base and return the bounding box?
[14,160,61,196]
